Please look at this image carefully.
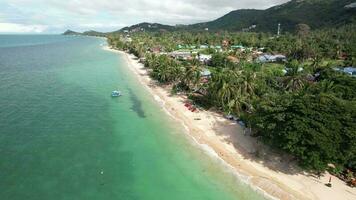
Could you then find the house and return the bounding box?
[200,69,212,84]
[274,55,287,62]
[334,67,356,77]
[283,67,304,75]
[201,69,211,78]
[253,48,265,56]
[198,54,212,64]
[344,67,356,76]
[227,56,239,64]
[222,40,229,47]
[149,47,161,54]
[231,45,245,52]
[345,2,356,8]
[231,45,244,50]
[169,51,192,60]
[257,54,286,63]
[200,45,209,49]
[256,55,270,63]
[253,50,264,56]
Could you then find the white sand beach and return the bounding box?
[104,46,356,200]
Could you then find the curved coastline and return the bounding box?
[102,45,356,200]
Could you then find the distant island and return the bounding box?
[62,30,106,37]
[62,30,81,35]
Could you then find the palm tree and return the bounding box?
[282,60,306,92]
[239,70,257,97]
[318,80,335,93]
[182,61,201,90]
[167,60,183,83]
[208,68,257,114]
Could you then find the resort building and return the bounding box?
[231,45,244,50]
[201,69,212,78]
[149,47,162,54]
[334,67,356,77]
[227,56,239,64]
[222,40,229,47]
[169,51,192,60]
[256,54,287,63]
[200,69,212,88]
[198,54,212,64]
[344,67,356,76]
[200,45,209,49]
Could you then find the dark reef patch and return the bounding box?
[128,88,146,118]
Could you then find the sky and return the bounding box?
[0,0,289,33]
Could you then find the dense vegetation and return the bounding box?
[106,23,356,183]
[108,24,356,65]
[191,0,356,32]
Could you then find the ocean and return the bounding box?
[0,35,266,200]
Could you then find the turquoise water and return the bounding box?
[0,35,266,200]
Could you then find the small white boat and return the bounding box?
[111,90,122,97]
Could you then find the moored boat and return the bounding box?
[111,90,122,97]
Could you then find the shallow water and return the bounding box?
[0,35,266,200]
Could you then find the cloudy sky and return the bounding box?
[0,0,289,33]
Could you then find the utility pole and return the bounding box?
[277,23,281,37]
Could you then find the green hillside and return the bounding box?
[82,30,107,37]
[189,0,356,32]
[118,22,175,33]
[65,0,356,35]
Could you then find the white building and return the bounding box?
[198,54,212,64]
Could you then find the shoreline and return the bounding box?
[103,46,356,200]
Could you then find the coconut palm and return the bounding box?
[182,61,202,90]
[318,80,335,93]
[208,68,257,113]
[239,70,257,97]
[282,60,306,92]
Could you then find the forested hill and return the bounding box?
[64,0,356,35]
[188,0,356,32]
[118,23,176,33]
[82,30,107,37]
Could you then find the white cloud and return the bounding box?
[0,23,47,33]
[1,0,290,33]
